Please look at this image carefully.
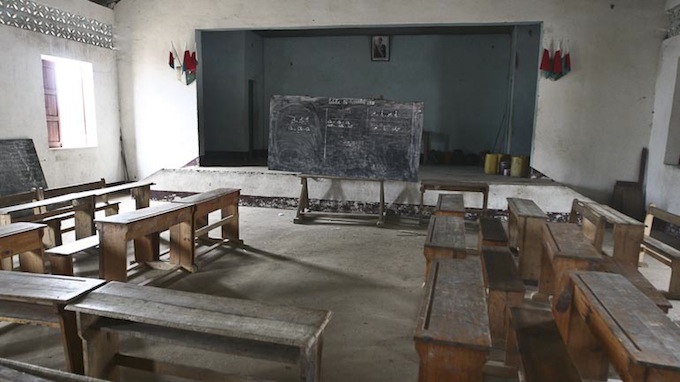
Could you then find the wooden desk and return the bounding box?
[0,272,105,374]
[0,181,154,245]
[538,223,601,299]
[554,271,680,381]
[419,180,489,223]
[95,203,195,281]
[507,198,547,282]
[584,202,644,267]
[0,222,46,273]
[414,257,491,381]
[434,193,465,217]
[171,188,241,244]
[423,215,467,277]
[295,175,385,226]
[65,281,332,381]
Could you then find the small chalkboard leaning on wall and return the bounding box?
[0,139,47,196]
[268,95,424,182]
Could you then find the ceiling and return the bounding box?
[88,0,120,9]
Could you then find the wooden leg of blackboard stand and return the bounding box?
[418,186,425,225]
[377,180,385,227]
[294,177,309,224]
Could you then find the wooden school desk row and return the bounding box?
[1,186,241,282]
[0,271,332,381]
[415,195,680,382]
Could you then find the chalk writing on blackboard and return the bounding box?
[269,95,424,181]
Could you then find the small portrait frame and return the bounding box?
[371,35,390,61]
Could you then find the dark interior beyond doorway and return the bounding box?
[196,24,540,168]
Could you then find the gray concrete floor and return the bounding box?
[0,196,678,381]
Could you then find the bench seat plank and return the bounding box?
[479,217,508,247]
[643,236,680,263]
[66,281,331,349]
[425,216,466,252]
[570,272,680,377]
[0,271,105,304]
[0,358,106,382]
[45,235,99,256]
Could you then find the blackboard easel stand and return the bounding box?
[294,175,385,227]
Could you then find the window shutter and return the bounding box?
[42,60,62,148]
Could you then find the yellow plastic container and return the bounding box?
[511,156,529,177]
[484,153,499,174]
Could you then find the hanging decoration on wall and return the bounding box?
[539,38,571,81]
[168,42,198,85]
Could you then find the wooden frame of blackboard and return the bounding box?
[371,35,390,61]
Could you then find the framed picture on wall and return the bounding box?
[371,36,390,61]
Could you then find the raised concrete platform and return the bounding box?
[145,165,591,214]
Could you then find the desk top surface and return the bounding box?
[66,281,332,349]
[507,197,546,218]
[415,257,491,350]
[94,202,191,225]
[0,181,154,215]
[172,188,240,204]
[544,222,602,261]
[0,272,105,304]
[0,222,46,238]
[425,215,466,251]
[571,271,680,369]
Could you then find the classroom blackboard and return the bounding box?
[0,139,47,196]
[268,95,424,181]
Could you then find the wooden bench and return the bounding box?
[65,281,332,381]
[481,247,525,348]
[584,201,644,267]
[641,204,680,298]
[434,193,465,217]
[507,306,581,382]
[568,199,606,251]
[171,187,241,245]
[419,180,489,223]
[0,357,106,382]
[0,189,40,210]
[506,198,547,282]
[414,257,491,381]
[95,202,195,281]
[479,217,508,248]
[0,222,46,273]
[598,256,672,313]
[0,272,106,374]
[538,223,602,301]
[423,215,466,277]
[45,234,100,276]
[554,271,680,381]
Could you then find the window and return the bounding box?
[41,55,97,148]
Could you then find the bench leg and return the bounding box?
[56,305,85,374]
[222,200,241,244]
[169,220,196,272]
[49,254,74,276]
[1,256,12,271]
[18,249,45,274]
[134,233,160,264]
[669,260,680,300]
[104,204,119,217]
[43,222,61,248]
[99,228,129,282]
[300,336,323,382]
[81,314,120,380]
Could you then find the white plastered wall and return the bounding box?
[114,0,666,202]
[647,3,680,214]
[0,0,123,187]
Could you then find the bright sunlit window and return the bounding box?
[41,55,98,149]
